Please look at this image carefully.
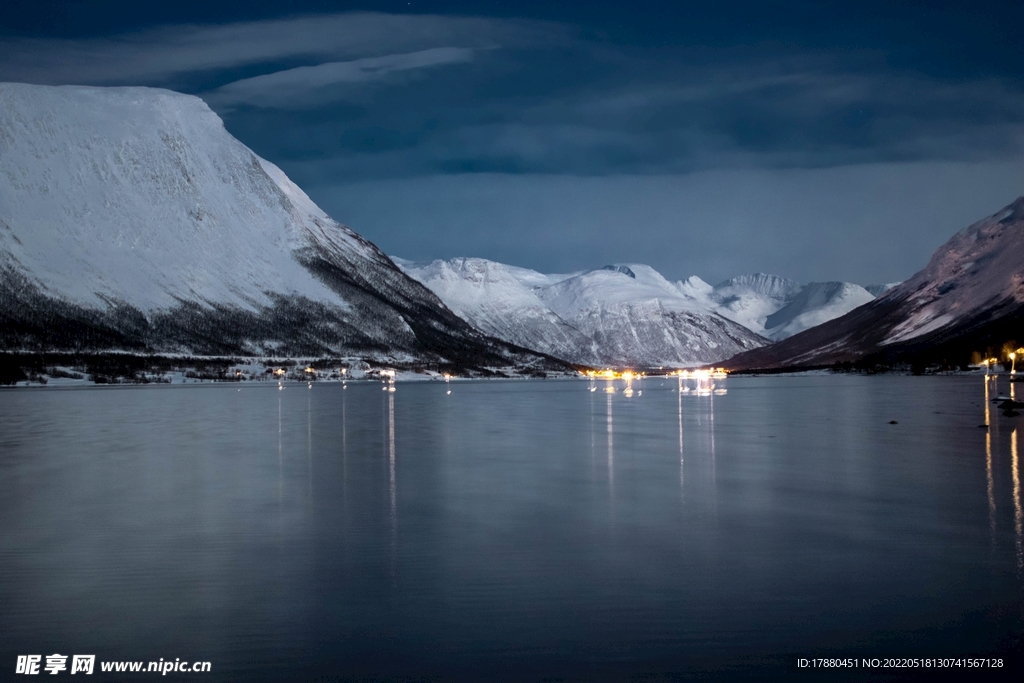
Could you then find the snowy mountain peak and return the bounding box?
[599,265,636,278]
[714,273,802,299]
[763,281,874,340]
[678,275,713,295]
[0,83,372,312]
[698,273,877,340]
[0,83,562,370]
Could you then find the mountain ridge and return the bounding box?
[723,195,1024,370]
[397,257,890,367]
[0,83,567,374]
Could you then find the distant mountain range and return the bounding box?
[0,83,563,374]
[394,258,765,367]
[725,196,1024,371]
[397,257,897,367]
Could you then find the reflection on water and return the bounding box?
[387,392,397,582]
[1014,427,1021,574]
[678,384,684,494]
[1,375,1023,681]
[278,392,283,506]
[606,389,614,493]
[987,377,996,543]
[342,387,347,498]
[307,393,313,501]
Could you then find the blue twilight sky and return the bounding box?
[3,1,1024,285]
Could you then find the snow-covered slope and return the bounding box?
[724,196,1024,370]
[705,274,803,337]
[535,264,766,366]
[0,83,562,371]
[391,257,594,363]
[690,274,879,340]
[400,258,766,367]
[762,281,875,339]
[880,199,1024,344]
[0,84,357,312]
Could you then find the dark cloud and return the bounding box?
[0,12,569,87]
[206,47,478,110]
[3,11,1022,178]
[252,59,1024,184]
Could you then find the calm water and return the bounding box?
[1,375,1022,681]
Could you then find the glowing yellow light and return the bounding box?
[305,366,315,373]
[601,369,616,379]
[273,368,285,376]
[622,371,634,381]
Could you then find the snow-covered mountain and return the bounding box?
[694,273,876,340]
[725,195,1024,370]
[0,83,563,372]
[534,264,767,367]
[761,281,875,339]
[701,273,802,335]
[391,257,595,364]
[399,258,768,367]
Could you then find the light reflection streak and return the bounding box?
[342,387,347,499]
[307,392,313,502]
[986,378,996,545]
[606,389,614,494]
[278,393,283,508]
[589,380,595,479]
[1013,428,1021,574]
[388,392,397,582]
[678,379,684,496]
[710,388,716,487]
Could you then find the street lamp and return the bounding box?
[1011,348,1024,375]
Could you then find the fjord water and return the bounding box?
[1,376,1022,681]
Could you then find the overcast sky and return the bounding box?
[3,1,1024,285]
